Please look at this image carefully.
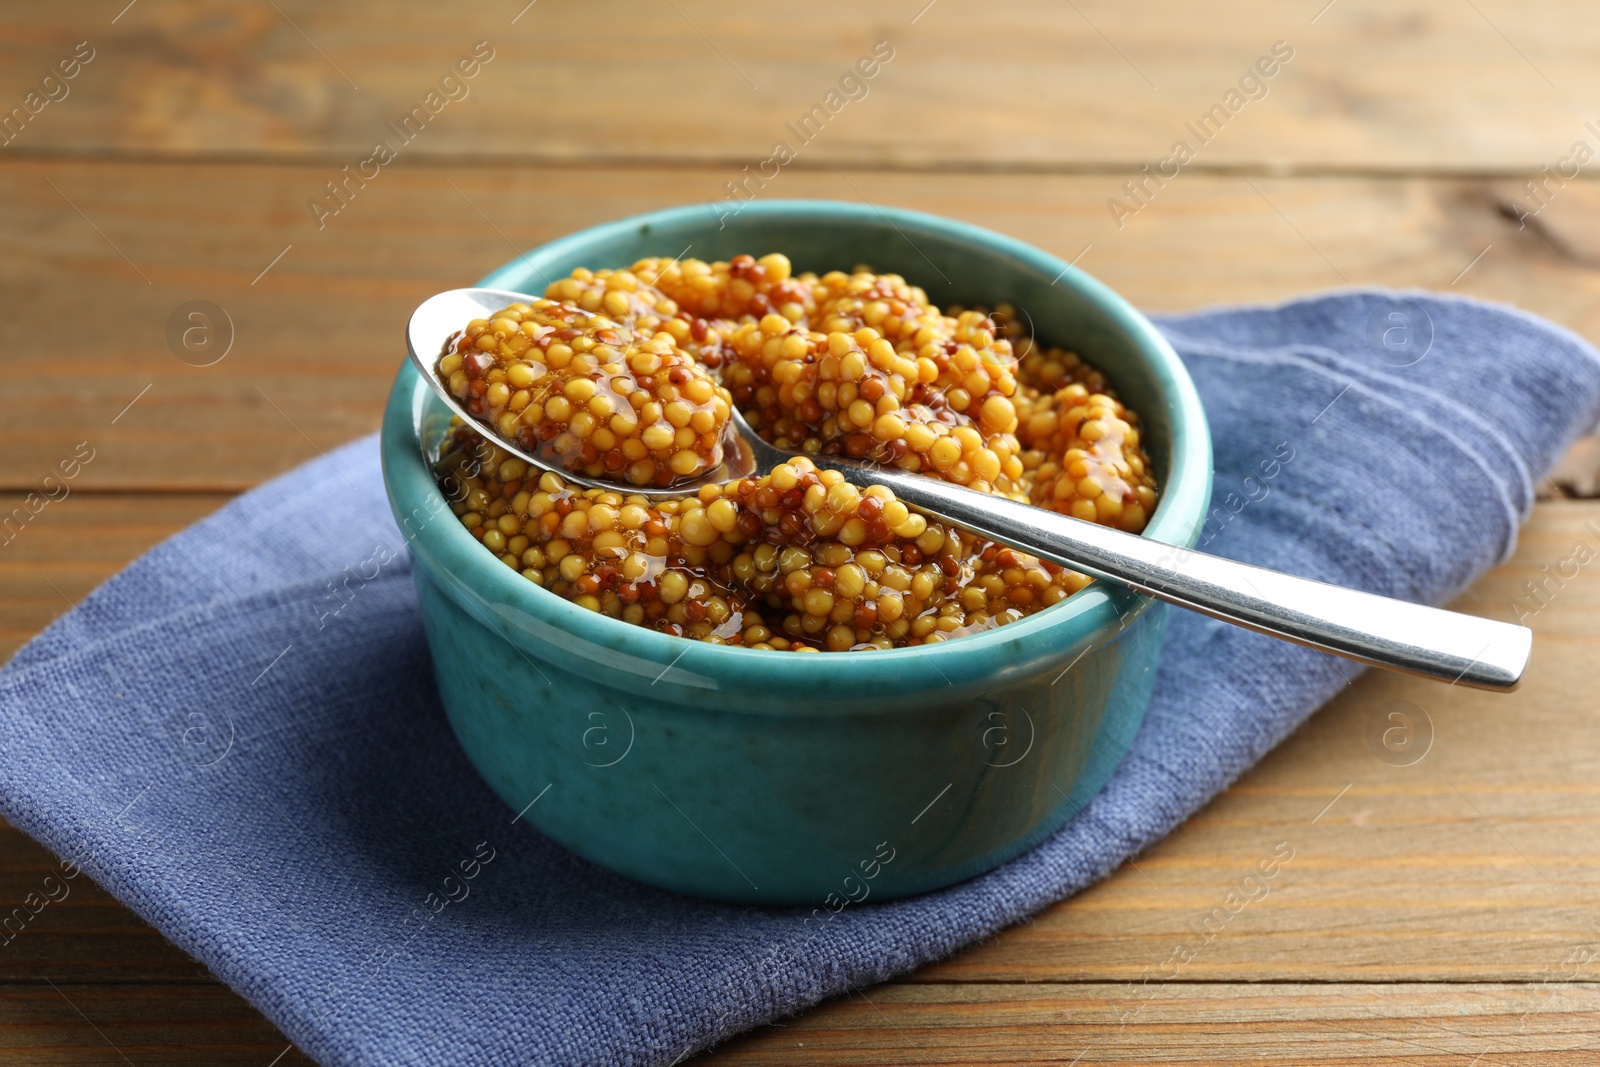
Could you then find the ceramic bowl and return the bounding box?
[381,199,1211,906]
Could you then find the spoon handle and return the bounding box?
[810,457,1530,691]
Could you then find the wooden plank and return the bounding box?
[696,982,1600,1065]
[919,502,1600,983]
[3,501,1599,991]
[0,493,228,661]
[2,3,1594,1063]
[3,159,1599,492]
[0,984,313,1066]
[3,1,1598,171]
[4,981,1595,1067]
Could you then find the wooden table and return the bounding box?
[4,2,1600,1062]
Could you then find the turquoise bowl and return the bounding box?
[381,200,1212,906]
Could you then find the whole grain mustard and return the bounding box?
[435,254,1158,651]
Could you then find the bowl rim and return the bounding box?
[381,198,1213,696]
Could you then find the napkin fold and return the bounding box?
[2,290,1597,1067]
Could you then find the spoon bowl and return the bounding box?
[406,286,769,498]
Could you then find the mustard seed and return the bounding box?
[432,255,1160,650]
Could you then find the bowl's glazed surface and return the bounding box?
[381,200,1212,905]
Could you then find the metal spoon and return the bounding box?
[408,286,1531,691]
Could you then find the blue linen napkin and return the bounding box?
[2,289,1596,1066]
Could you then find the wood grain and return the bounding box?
[0,493,227,660]
[4,500,1599,1066]
[697,982,1600,1064]
[3,981,1596,1067]
[4,158,1599,492]
[6,3,1600,1061]
[919,506,1600,983]
[2,1,1598,171]
[4,981,1595,1066]
[0,985,314,1066]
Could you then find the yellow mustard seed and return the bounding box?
[432,253,1160,651]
